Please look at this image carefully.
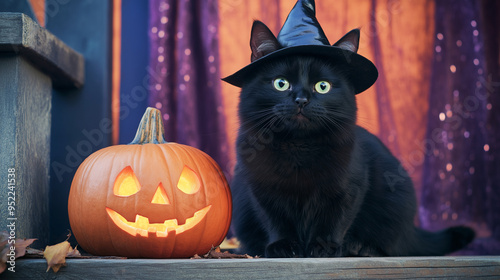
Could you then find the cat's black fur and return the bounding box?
[229,21,475,257]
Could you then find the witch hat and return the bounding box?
[222,0,378,94]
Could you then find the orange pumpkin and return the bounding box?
[68,107,232,258]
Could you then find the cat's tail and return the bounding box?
[409,226,475,256]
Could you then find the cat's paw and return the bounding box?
[343,240,385,257]
[307,239,342,257]
[265,239,303,258]
[356,246,384,257]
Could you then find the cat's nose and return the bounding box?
[295,97,309,108]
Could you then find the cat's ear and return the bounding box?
[333,29,360,53]
[250,20,281,62]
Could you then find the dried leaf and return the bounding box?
[190,254,202,259]
[206,250,255,259]
[66,245,81,258]
[192,246,257,259]
[1,232,37,274]
[26,247,44,256]
[43,240,82,272]
[219,237,240,250]
[44,241,71,273]
[14,238,37,258]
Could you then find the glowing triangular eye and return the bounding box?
[113,166,141,197]
[177,166,201,194]
[151,183,170,204]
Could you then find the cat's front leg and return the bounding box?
[266,239,304,258]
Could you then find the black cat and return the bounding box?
[224,17,475,258]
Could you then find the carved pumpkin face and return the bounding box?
[68,108,232,258]
[106,165,211,238]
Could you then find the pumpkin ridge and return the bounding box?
[199,151,233,245]
[90,147,119,254]
[157,144,176,218]
[162,144,191,255]
[74,146,114,255]
[159,143,184,258]
[122,145,143,256]
[107,146,133,256]
[156,143,180,257]
[175,144,209,254]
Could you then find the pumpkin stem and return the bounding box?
[129,107,168,144]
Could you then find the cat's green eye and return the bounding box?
[273,78,290,92]
[314,81,331,94]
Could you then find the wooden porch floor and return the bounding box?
[4,256,500,279]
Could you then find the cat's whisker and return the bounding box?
[316,116,338,136]
[240,109,275,123]
[243,113,281,146]
[323,110,356,127]
[239,109,276,135]
[353,116,377,131]
[321,117,344,136]
[318,113,352,136]
[250,121,273,144]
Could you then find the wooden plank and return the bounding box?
[0,13,84,89]
[5,256,500,279]
[0,56,52,246]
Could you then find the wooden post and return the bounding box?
[0,13,84,246]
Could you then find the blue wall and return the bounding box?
[119,0,150,143]
[0,0,36,19]
[46,0,113,244]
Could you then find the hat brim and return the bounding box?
[222,45,378,94]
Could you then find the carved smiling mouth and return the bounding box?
[106,205,211,238]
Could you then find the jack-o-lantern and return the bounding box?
[68,107,232,258]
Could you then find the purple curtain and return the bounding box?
[420,0,500,254]
[148,0,230,177]
[147,0,500,253]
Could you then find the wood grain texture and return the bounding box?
[0,13,84,89]
[5,256,500,279]
[0,56,51,245]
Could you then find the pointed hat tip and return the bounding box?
[278,0,329,46]
[301,0,315,12]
